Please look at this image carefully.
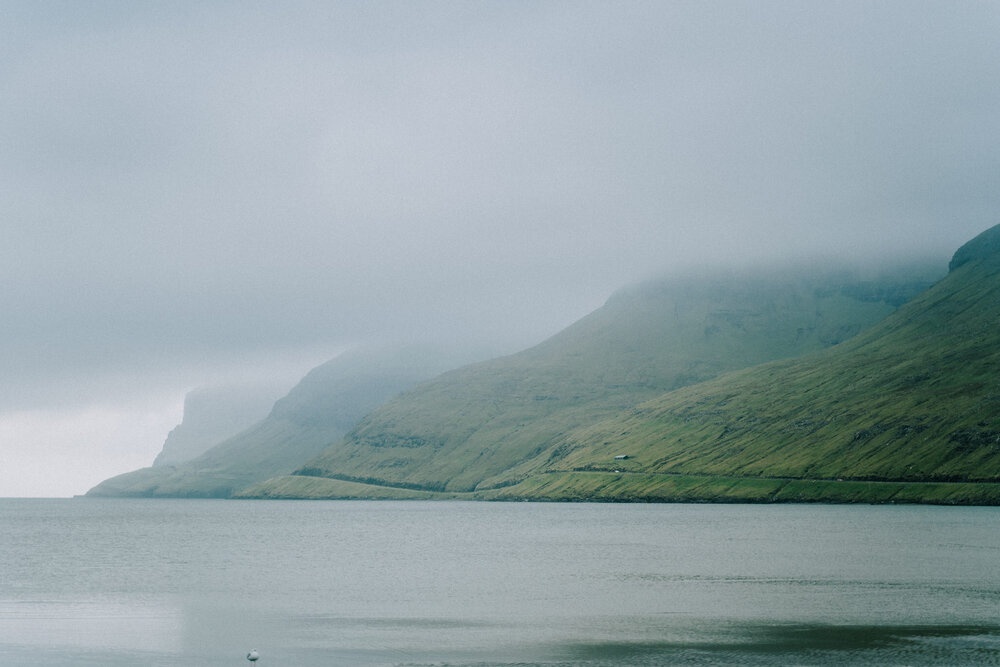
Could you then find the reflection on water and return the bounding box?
[1,499,998,666]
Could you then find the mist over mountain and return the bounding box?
[236,227,1000,504]
[5,2,1000,498]
[88,225,1000,504]
[245,258,942,499]
[152,383,286,467]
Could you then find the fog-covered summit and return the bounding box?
[949,223,1000,272]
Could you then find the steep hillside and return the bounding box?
[86,344,479,497]
[486,225,1000,503]
[267,262,938,496]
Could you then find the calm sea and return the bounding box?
[0,499,998,666]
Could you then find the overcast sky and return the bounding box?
[3,1,999,496]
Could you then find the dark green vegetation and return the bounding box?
[87,345,478,498]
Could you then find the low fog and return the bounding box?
[2,1,999,496]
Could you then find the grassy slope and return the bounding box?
[277,264,937,495]
[491,233,1000,503]
[238,471,1000,504]
[484,473,1000,504]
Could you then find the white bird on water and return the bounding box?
[247,648,260,662]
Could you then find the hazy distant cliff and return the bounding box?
[153,383,283,467]
[88,344,485,498]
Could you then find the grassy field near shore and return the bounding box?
[239,472,1000,505]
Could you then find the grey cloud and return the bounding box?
[2,0,999,414]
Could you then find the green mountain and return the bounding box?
[86,344,480,498]
[243,260,941,500]
[504,225,1000,504]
